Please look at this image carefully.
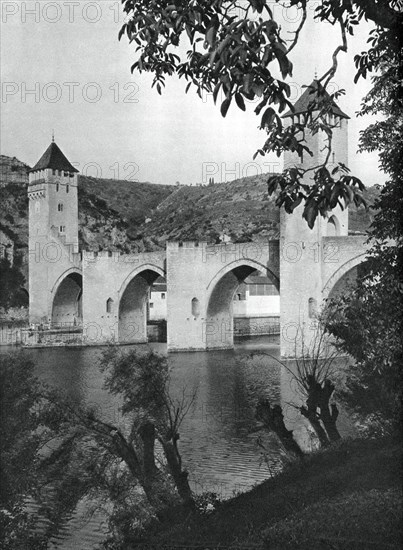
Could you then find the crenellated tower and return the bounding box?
[28,139,79,251]
[28,140,81,325]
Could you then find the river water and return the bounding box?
[3,336,349,548]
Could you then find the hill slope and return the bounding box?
[132,175,282,249]
[0,153,378,284]
[131,174,378,249]
[147,437,401,549]
[0,155,176,265]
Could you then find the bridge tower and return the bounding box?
[280,79,350,356]
[28,139,81,325]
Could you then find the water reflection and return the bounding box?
[15,337,284,498]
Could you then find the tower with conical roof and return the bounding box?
[28,140,81,325]
[279,79,350,356]
[28,139,79,251]
[283,79,349,176]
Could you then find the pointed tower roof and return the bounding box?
[30,141,79,173]
[283,80,349,119]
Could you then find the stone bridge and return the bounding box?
[29,230,369,357]
[28,90,371,357]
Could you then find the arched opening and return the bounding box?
[52,272,82,327]
[326,215,340,237]
[118,269,166,344]
[106,298,114,314]
[206,264,280,349]
[328,261,369,300]
[147,275,167,342]
[191,298,200,318]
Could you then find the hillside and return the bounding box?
[131,175,378,249]
[132,175,281,248]
[147,437,401,549]
[0,156,175,267]
[0,153,378,280]
[79,175,174,229]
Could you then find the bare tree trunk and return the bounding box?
[256,399,304,458]
[318,380,341,442]
[138,421,157,479]
[81,413,188,519]
[161,434,194,509]
[301,376,340,446]
[94,422,178,517]
[300,405,330,447]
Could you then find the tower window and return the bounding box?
[149,302,154,309]
[56,183,59,192]
[57,203,63,212]
[191,297,200,318]
[66,184,69,193]
[161,293,166,299]
[327,215,340,237]
[106,298,114,314]
[59,225,66,234]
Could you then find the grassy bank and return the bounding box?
[144,437,401,549]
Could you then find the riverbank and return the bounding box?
[144,436,401,549]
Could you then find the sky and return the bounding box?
[1,0,385,187]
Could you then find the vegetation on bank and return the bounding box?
[143,436,401,549]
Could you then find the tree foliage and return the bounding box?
[0,352,53,549]
[255,321,342,460]
[119,0,402,226]
[0,257,27,311]
[1,348,196,547]
[324,11,402,428]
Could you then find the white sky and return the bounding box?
[0,0,384,186]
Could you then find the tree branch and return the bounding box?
[319,19,347,88]
[287,4,307,54]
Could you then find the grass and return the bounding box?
[141,436,401,549]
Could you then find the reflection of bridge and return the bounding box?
[28,82,370,356]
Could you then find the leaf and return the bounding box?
[118,24,127,41]
[206,25,218,46]
[243,73,253,94]
[303,201,318,229]
[213,82,221,104]
[220,96,232,117]
[273,42,293,78]
[235,93,246,111]
[290,196,303,211]
[261,107,276,128]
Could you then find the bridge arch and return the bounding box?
[207,258,279,294]
[205,259,279,349]
[118,264,166,344]
[322,253,368,299]
[51,268,83,327]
